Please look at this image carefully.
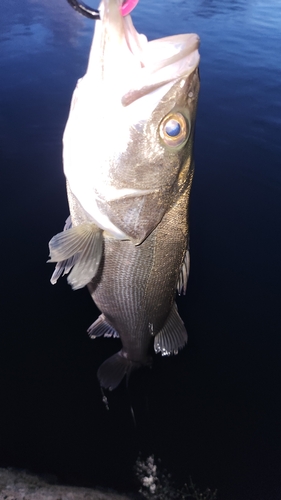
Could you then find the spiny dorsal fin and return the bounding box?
[87,314,119,339]
[48,220,103,290]
[177,249,190,295]
[154,303,187,356]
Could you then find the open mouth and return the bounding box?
[67,0,200,92]
[123,26,200,105]
[94,0,200,105]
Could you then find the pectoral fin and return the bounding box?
[87,314,119,339]
[154,303,187,356]
[48,220,103,290]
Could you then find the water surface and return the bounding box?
[0,1,280,499]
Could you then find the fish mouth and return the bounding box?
[89,0,200,105]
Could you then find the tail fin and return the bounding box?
[97,351,140,390]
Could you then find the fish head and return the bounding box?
[63,0,200,243]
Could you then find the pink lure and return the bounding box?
[120,0,139,16]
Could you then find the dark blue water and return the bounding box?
[1,1,280,498]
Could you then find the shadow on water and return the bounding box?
[194,0,247,17]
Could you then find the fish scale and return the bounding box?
[87,185,190,382]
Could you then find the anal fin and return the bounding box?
[87,314,119,339]
[154,303,187,356]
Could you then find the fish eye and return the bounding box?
[159,112,189,148]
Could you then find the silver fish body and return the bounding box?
[49,0,200,390]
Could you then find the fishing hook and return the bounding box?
[66,0,100,19]
[66,0,139,19]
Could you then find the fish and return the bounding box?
[48,0,200,390]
